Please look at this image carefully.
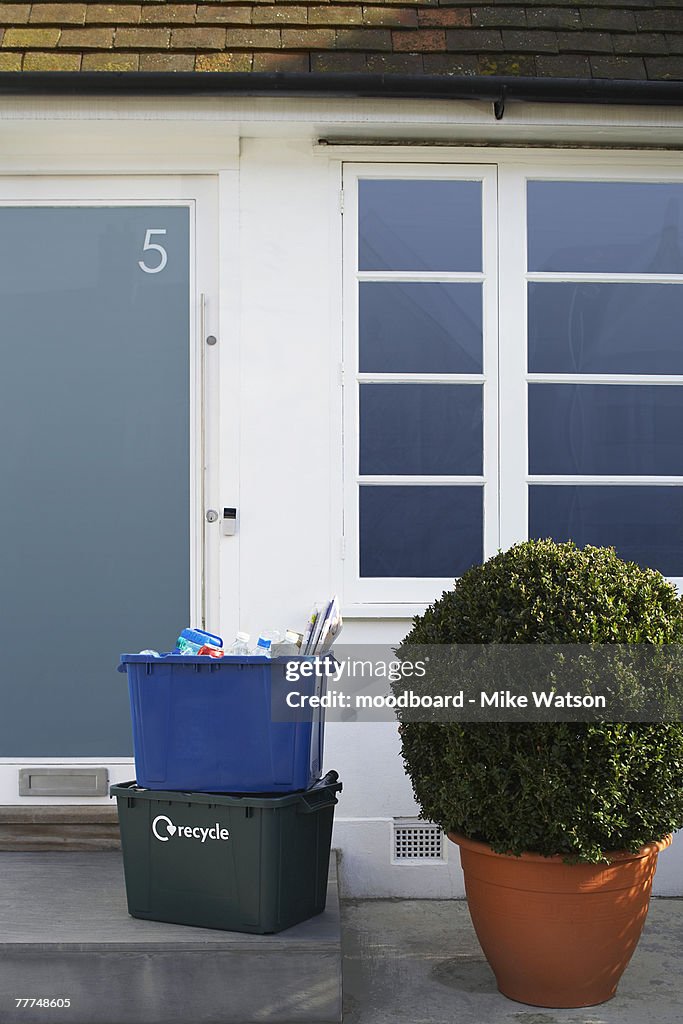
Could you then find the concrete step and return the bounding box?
[0,851,342,1024]
[0,806,120,851]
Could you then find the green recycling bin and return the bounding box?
[111,772,341,934]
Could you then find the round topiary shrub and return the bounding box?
[398,539,683,862]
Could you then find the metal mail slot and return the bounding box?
[18,768,109,798]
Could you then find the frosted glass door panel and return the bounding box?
[0,206,190,756]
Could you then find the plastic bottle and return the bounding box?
[252,630,283,658]
[271,630,304,657]
[228,631,251,656]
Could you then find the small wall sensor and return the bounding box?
[221,507,237,536]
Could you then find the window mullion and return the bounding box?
[497,163,528,550]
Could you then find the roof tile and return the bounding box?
[227,26,281,45]
[310,6,363,25]
[635,11,683,33]
[0,51,24,68]
[418,8,471,27]
[445,27,504,51]
[526,7,580,31]
[254,50,309,69]
[3,26,61,46]
[580,9,636,33]
[422,51,478,73]
[336,26,392,48]
[114,27,171,48]
[556,30,613,54]
[81,50,139,69]
[392,27,445,49]
[311,49,367,70]
[0,7,30,27]
[366,50,424,69]
[645,55,683,79]
[195,50,253,69]
[501,29,558,52]
[364,8,418,28]
[29,4,86,26]
[614,33,669,55]
[23,49,80,68]
[141,5,197,24]
[478,53,535,74]
[0,1,681,82]
[590,53,646,78]
[195,5,252,23]
[471,8,527,29]
[171,26,227,48]
[665,32,683,55]
[86,6,142,26]
[536,52,591,76]
[59,27,115,46]
[140,51,196,68]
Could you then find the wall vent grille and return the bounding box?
[393,820,444,861]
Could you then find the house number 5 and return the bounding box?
[138,229,168,274]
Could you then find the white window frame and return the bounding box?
[498,160,683,594]
[342,155,683,607]
[342,162,499,605]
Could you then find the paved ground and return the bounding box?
[341,898,683,1024]
[1,848,679,1023]
[0,852,341,1024]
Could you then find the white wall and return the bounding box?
[233,138,337,633]
[225,136,682,897]
[0,104,679,897]
[228,138,454,896]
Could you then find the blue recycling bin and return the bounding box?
[118,654,327,794]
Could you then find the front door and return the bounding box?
[0,177,218,792]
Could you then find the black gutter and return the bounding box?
[1,71,683,115]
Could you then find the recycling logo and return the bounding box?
[152,814,230,843]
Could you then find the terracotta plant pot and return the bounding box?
[448,831,671,1008]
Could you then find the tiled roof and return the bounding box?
[0,2,682,80]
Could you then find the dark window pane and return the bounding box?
[360,383,482,475]
[528,282,683,374]
[360,485,483,577]
[529,485,683,576]
[359,179,482,272]
[359,282,482,374]
[528,384,683,476]
[528,181,683,273]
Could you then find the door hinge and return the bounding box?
[339,189,345,215]
[339,362,345,386]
